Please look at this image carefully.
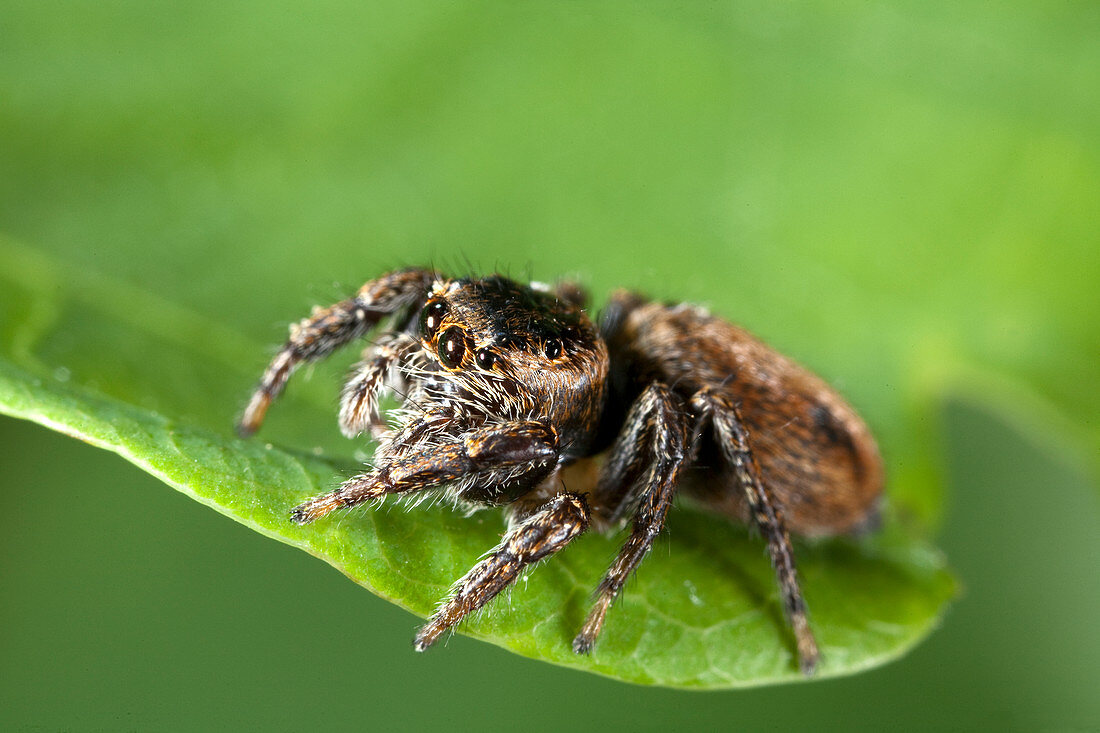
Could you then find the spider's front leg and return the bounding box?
[691,389,820,675]
[414,492,590,651]
[573,382,690,654]
[237,267,436,437]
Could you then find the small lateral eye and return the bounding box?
[438,327,467,368]
[544,338,562,360]
[419,300,447,338]
[474,348,495,370]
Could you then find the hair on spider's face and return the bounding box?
[418,275,596,373]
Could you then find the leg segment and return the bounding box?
[585,388,654,526]
[415,492,590,651]
[290,420,559,523]
[237,268,436,436]
[338,332,420,439]
[573,382,689,654]
[691,389,820,675]
[553,280,589,309]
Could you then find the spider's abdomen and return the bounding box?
[607,301,884,537]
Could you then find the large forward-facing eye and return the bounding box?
[419,300,447,339]
[438,327,467,368]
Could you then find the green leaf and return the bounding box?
[2,1,1096,689]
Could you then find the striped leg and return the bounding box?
[691,388,819,675]
[237,268,435,436]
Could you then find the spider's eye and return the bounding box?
[438,327,467,368]
[419,300,447,339]
[474,348,495,370]
[544,338,562,360]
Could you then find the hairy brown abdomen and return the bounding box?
[614,303,884,537]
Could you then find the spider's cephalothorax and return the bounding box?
[238,268,883,675]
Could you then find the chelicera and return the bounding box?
[238,269,883,674]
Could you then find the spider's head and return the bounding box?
[409,275,608,451]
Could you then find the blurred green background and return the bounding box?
[1,1,1097,729]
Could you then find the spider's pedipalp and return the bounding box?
[339,332,420,439]
[290,419,561,523]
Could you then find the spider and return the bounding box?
[237,268,883,675]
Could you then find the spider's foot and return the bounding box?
[289,493,343,524]
[797,632,820,676]
[237,389,274,438]
[800,655,818,677]
[572,593,612,654]
[413,620,445,652]
[792,609,820,676]
[572,634,595,655]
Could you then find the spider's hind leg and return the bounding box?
[691,388,820,675]
[238,268,436,436]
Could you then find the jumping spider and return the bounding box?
[238,269,883,675]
